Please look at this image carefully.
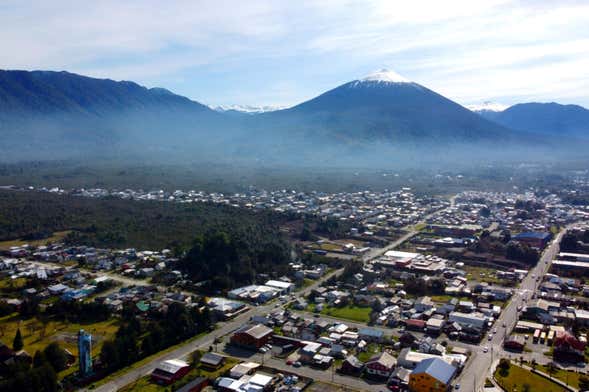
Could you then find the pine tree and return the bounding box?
[13,328,23,351]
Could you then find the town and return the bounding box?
[1,186,589,392]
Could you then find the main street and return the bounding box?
[454,228,566,391]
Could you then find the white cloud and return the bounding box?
[0,0,588,106]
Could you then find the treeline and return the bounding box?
[99,302,211,372]
[470,231,539,265]
[180,229,291,290]
[0,189,291,250]
[561,230,589,252]
[0,341,70,392]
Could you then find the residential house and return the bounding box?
[408,357,457,392]
[365,352,396,378]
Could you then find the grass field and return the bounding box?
[0,313,118,379]
[463,265,503,284]
[321,305,372,323]
[494,364,567,392]
[0,230,71,249]
[535,364,584,390]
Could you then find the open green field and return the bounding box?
[0,313,118,358]
[463,265,503,284]
[0,313,118,379]
[305,303,372,323]
[321,305,372,323]
[495,364,567,392]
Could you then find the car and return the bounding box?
[293,361,302,368]
[454,384,460,390]
[483,346,488,353]
[493,328,497,334]
[259,347,268,353]
[313,314,320,318]
[286,360,293,365]
[488,334,493,340]
[502,322,506,327]
[524,335,529,340]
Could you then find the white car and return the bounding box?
[483,346,488,353]
[488,334,493,340]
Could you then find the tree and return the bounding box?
[498,358,510,377]
[191,350,203,365]
[13,328,23,351]
[560,233,578,252]
[33,350,46,368]
[100,340,120,370]
[546,362,558,379]
[43,342,68,372]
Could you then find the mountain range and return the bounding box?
[0,68,587,165]
[475,102,589,138]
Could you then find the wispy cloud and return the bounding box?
[0,0,588,107]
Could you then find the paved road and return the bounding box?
[88,268,345,392]
[454,228,566,392]
[221,343,385,392]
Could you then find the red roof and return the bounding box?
[405,319,426,328]
[555,331,586,352]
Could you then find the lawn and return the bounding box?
[0,314,118,358]
[463,265,503,285]
[321,305,372,323]
[356,343,381,363]
[430,295,470,303]
[536,364,584,390]
[495,364,567,392]
[0,230,71,250]
[0,277,28,292]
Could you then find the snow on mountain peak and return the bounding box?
[211,104,287,113]
[466,101,508,112]
[361,69,410,83]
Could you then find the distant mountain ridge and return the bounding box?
[476,102,589,138]
[0,70,214,115]
[0,68,586,165]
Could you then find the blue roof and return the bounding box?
[412,358,456,385]
[514,232,551,240]
[359,328,384,337]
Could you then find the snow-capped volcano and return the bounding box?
[360,68,410,83]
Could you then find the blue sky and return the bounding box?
[1,0,589,108]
